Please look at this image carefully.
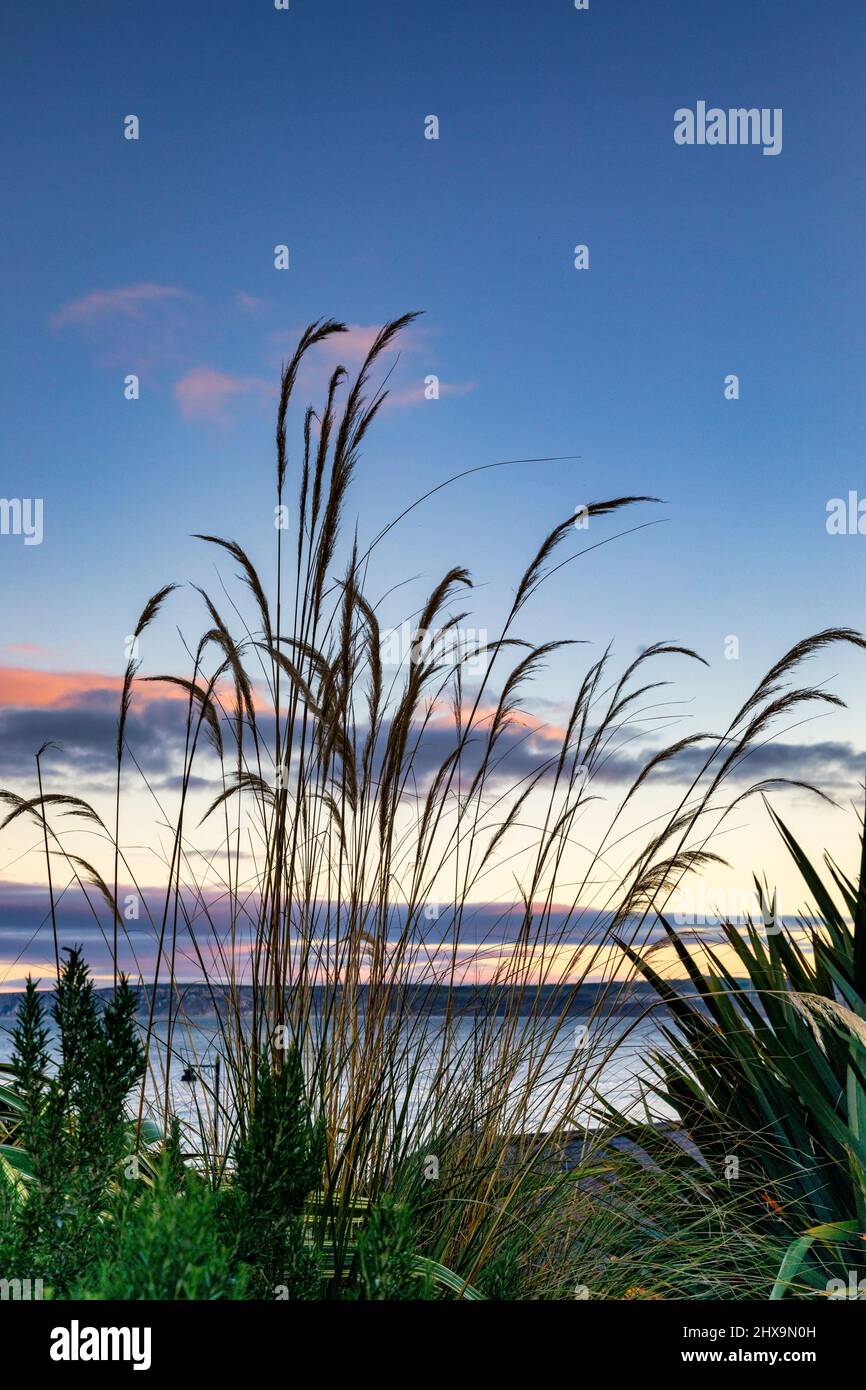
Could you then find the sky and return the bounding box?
[1,0,866,987]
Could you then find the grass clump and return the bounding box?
[3,312,866,1299]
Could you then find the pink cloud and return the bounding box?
[51,283,194,329]
[271,322,425,366]
[0,641,51,660]
[0,665,275,715]
[317,324,382,362]
[268,321,473,409]
[425,699,567,744]
[0,667,182,710]
[174,367,274,423]
[236,292,266,313]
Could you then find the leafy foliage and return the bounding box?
[354,1196,433,1300]
[76,1162,249,1301]
[0,951,145,1295]
[219,1049,323,1297]
[617,801,866,1298]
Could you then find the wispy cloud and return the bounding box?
[51,283,194,330]
[173,367,274,423]
[235,291,266,314]
[272,322,419,364]
[270,321,472,409]
[50,282,197,374]
[315,324,393,363]
[0,642,51,661]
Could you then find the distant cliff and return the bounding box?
[0,979,697,1023]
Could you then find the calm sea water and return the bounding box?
[0,1011,674,1142]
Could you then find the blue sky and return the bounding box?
[2,0,866,982]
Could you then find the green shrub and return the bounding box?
[220,1049,323,1298]
[354,1196,433,1300]
[1,951,145,1295]
[77,1162,250,1301]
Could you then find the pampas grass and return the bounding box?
[4,313,861,1297]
